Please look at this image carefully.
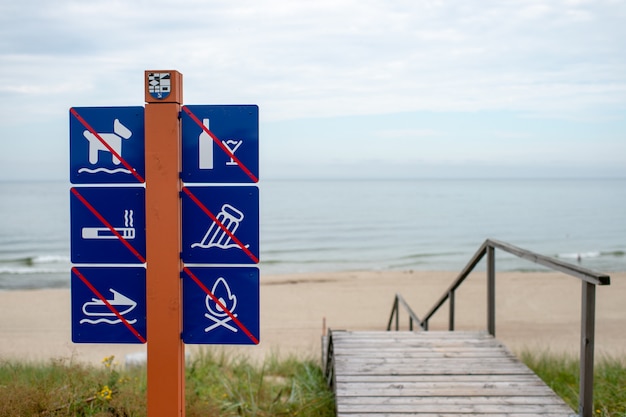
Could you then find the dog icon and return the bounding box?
[83,119,132,165]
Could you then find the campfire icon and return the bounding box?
[204,277,238,333]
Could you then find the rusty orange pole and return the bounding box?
[144,70,185,417]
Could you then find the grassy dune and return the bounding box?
[0,350,334,417]
[0,350,624,416]
[520,351,626,417]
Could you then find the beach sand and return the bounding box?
[1,270,624,366]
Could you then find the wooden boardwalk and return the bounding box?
[325,330,575,417]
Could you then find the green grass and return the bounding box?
[520,350,626,417]
[0,351,335,417]
[2,349,624,417]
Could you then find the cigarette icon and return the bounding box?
[82,227,135,240]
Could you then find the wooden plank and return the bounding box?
[333,355,527,365]
[334,411,577,417]
[333,347,516,355]
[335,374,545,383]
[336,395,574,413]
[337,404,573,414]
[333,366,534,376]
[332,335,497,343]
[336,382,559,397]
[337,398,572,416]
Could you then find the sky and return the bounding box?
[1,0,625,181]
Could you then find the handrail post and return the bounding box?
[487,245,496,337]
[579,281,596,417]
[387,296,398,331]
[395,297,399,331]
[448,290,455,331]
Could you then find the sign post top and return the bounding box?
[145,70,183,104]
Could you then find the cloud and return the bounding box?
[3,0,626,120]
[1,0,625,180]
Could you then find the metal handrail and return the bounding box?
[324,329,337,390]
[389,238,610,417]
[386,293,424,331]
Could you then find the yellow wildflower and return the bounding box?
[101,355,115,369]
[98,385,113,401]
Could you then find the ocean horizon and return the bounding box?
[1,177,624,290]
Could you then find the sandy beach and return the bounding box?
[1,270,624,366]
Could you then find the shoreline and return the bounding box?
[1,270,624,365]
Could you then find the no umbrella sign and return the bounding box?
[181,186,259,264]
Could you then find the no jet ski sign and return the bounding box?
[71,267,146,344]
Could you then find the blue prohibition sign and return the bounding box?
[71,267,146,344]
[70,187,146,264]
[70,106,145,184]
[182,267,259,345]
[181,186,259,264]
[181,105,259,184]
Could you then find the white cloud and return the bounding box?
[1,0,625,179]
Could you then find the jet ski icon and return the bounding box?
[80,289,137,325]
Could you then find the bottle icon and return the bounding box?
[199,118,214,169]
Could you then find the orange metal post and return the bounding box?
[144,70,185,417]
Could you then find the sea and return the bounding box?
[1,178,624,290]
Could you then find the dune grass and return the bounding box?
[0,350,335,417]
[520,350,626,417]
[1,349,624,416]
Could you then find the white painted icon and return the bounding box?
[222,139,243,165]
[198,118,214,169]
[79,119,133,175]
[204,277,238,333]
[80,288,137,325]
[197,119,243,169]
[82,209,135,240]
[191,204,249,250]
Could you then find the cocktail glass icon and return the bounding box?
[222,139,243,165]
[204,277,238,333]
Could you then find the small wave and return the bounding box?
[78,167,131,174]
[602,250,625,257]
[79,318,137,325]
[262,246,339,255]
[0,266,64,275]
[30,255,70,265]
[557,252,601,260]
[0,254,70,267]
[397,251,464,261]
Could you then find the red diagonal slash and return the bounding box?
[70,108,145,184]
[182,187,258,264]
[72,267,146,344]
[183,267,259,345]
[182,106,258,183]
[71,188,146,264]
